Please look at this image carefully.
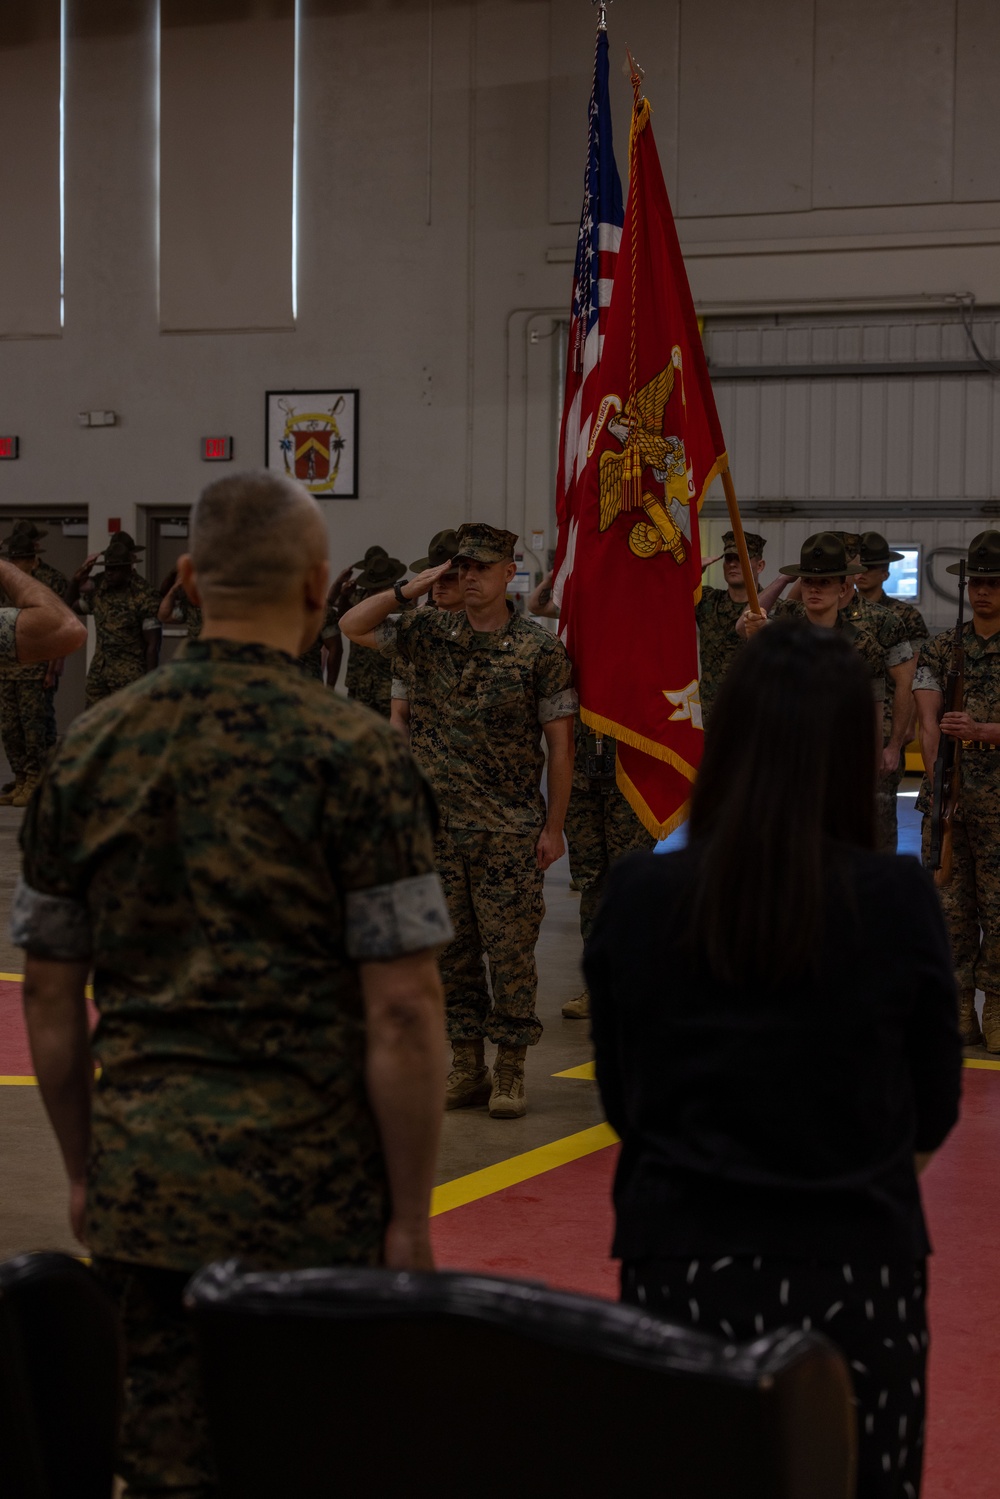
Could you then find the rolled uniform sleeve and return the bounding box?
[913,635,945,694]
[13,767,93,960]
[0,606,20,664]
[885,637,914,670]
[534,637,577,725]
[333,727,453,960]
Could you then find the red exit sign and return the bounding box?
[201,436,233,461]
[0,436,19,460]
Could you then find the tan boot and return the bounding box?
[489,1045,527,1120]
[445,1040,492,1110]
[982,993,1000,1054]
[959,992,985,1048]
[561,989,590,1020]
[0,778,22,807]
[11,776,38,808]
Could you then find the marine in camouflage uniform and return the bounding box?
[0,532,56,805]
[70,533,162,706]
[856,531,929,852]
[366,523,577,1115]
[773,534,914,853]
[0,521,69,760]
[696,530,772,723]
[341,552,406,716]
[914,531,1000,1052]
[297,598,340,681]
[12,635,450,1495]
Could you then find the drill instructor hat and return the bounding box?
[859,532,904,568]
[453,523,518,564]
[779,532,864,580]
[411,529,461,572]
[101,532,144,565]
[947,531,1000,578]
[355,552,407,594]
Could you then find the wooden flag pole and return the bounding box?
[720,465,762,616]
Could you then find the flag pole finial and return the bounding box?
[592,0,612,32]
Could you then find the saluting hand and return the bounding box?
[74,553,101,582]
[402,561,453,602]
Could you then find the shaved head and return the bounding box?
[190,471,327,613]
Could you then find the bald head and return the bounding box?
[190,471,327,614]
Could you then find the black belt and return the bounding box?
[963,740,999,752]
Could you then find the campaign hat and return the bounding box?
[2,531,41,560]
[947,531,1000,578]
[831,530,861,560]
[722,530,765,560]
[101,532,144,565]
[779,532,864,579]
[411,529,461,572]
[859,531,904,568]
[352,544,388,570]
[453,523,517,564]
[356,552,406,593]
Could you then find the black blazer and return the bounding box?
[585,846,962,1263]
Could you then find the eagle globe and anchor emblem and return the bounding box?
[277,397,347,495]
[589,345,695,564]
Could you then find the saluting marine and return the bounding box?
[340,522,577,1119]
[68,533,162,706]
[0,530,51,806]
[391,529,463,740]
[0,520,69,763]
[915,531,1000,1051]
[340,550,405,718]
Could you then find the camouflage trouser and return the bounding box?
[565,782,655,941]
[435,827,544,1047]
[91,1257,217,1498]
[43,685,58,748]
[921,803,1000,995]
[876,757,904,854]
[86,655,146,707]
[0,677,49,780]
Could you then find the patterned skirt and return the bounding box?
[621,1255,927,1499]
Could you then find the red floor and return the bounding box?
[433,1067,1000,1499]
[4,978,996,1494]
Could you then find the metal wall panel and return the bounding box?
[705,312,1000,506]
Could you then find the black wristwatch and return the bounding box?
[393,580,410,607]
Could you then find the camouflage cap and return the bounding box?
[356,552,406,593]
[779,532,864,579]
[859,531,904,568]
[454,523,518,564]
[352,544,388,570]
[411,529,461,572]
[101,531,144,565]
[947,530,1000,578]
[722,530,765,560]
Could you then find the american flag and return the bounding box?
[552,27,624,618]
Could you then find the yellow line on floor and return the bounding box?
[431,1122,618,1217]
[552,1060,596,1080]
[0,1076,36,1086]
[963,1058,1000,1070]
[0,972,22,983]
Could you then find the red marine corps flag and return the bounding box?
[557,62,738,838]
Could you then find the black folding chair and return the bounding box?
[188,1261,855,1499]
[0,1252,122,1499]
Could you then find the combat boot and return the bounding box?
[981,993,1000,1054]
[445,1040,492,1110]
[0,778,22,806]
[11,776,38,808]
[561,989,590,1020]
[959,991,985,1048]
[489,1045,527,1120]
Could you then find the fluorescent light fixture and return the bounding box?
[292,0,301,321]
[59,0,66,326]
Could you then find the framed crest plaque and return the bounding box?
[265,389,359,498]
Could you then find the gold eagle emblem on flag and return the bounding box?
[589,348,695,562]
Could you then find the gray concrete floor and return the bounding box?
[0,804,602,1260]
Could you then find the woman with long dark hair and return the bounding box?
[586,620,962,1499]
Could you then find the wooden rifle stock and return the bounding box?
[929,562,966,888]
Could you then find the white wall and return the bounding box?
[0,0,998,583]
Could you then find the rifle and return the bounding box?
[928,561,966,888]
